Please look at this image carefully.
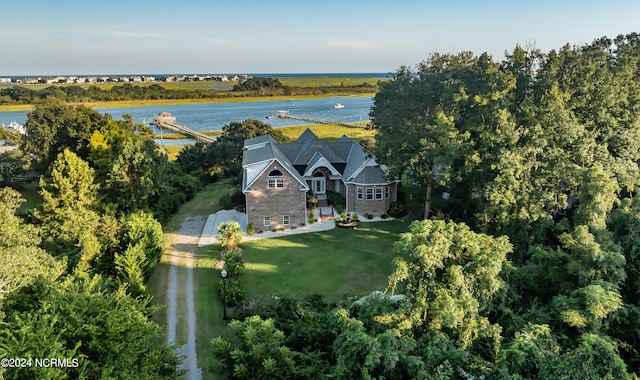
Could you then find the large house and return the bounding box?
[242,129,398,231]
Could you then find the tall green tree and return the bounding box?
[0,188,64,297]
[0,275,181,379]
[22,98,108,172]
[210,315,298,379]
[387,219,511,352]
[35,149,101,271]
[371,59,468,219]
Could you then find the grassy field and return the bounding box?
[277,76,383,88]
[155,123,376,162]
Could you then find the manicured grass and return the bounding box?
[241,220,409,304]
[149,179,410,380]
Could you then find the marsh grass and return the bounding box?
[277,76,383,88]
[279,123,375,142]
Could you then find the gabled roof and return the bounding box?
[242,134,308,191]
[284,131,345,165]
[242,129,395,187]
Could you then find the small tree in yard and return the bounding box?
[217,220,243,254]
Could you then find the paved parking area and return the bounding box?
[197,208,336,247]
[197,210,248,247]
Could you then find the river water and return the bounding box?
[0,95,374,137]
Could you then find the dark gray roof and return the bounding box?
[242,129,393,186]
[283,130,345,165]
[350,166,388,184]
[242,134,307,189]
[343,143,369,180]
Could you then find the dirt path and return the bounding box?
[166,215,205,380]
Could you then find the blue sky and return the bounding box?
[2,0,639,75]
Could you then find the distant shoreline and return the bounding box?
[1,72,390,80]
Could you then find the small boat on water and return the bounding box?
[334,103,345,109]
[3,121,26,134]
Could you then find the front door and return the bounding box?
[313,177,326,195]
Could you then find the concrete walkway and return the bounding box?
[197,208,397,247]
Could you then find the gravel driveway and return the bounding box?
[166,215,205,380]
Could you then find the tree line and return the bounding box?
[0,99,294,378]
[0,78,376,105]
[0,99,204,378]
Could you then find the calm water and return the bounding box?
[0,96,374,135]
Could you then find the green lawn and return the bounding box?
[149,179,413,380]
[192,219,409,379]
[242,220,409,304]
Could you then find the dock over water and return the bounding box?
[276,110,363,128]
[153,112,216,143]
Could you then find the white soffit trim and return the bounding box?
[303,155,341,177]
[244,160,274,190]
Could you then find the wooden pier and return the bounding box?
[155,121,217,143]
[152,112,216,143]
[276,110,363,128]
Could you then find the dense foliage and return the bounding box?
[176,118,289,183]
[232,77,291,95]
[0,101,200,378]
[209,33,640,379]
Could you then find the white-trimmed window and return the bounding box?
[267,169,284,188]
[366,188,374,200]
[357,187,363,200]
[283,215,290,225]
[264,216,271,226]
[375,187,383,200]
[268,178,284,188]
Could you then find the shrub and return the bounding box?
[388,201,406,217]
[366,213,374,219]
[381,213,389,219]
[327,191,345,208]
[219,278,244,307]
[308,212,315,224]
[246,223,255,236]
[217,220,243,253]
[219,194,234,210]
[230,189,246,206]
[352,212,359,220]
[306,194,318,208]
[224,252,244,277]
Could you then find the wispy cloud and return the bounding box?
[325,37,380,49]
